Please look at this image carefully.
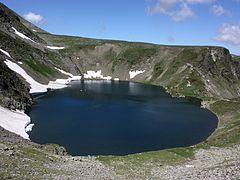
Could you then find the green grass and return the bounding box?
[150,62,163,81]
[25,59,56,77]
[196,98,240,148]
[111,46,157,71]
[97,147,194,178]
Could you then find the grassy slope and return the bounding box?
[0,30,60,82]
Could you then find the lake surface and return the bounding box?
[28,80,218,156]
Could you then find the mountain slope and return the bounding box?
[37,32,240,99]
[0,2,240,179]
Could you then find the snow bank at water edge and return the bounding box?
[0,106,31,139]
[4,60,73,92]
[84,70,103,79]
[0,48,11,58]
[83,70,116,80]
[129,70,145,79]
[46,46,65,50]
[12,27,35,43]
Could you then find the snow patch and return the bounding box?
[211,50,218,62]
[83,70,112,80]
[103,76,112,80]
[18,61,23,64]
[84,70,102,79]
[114,78,120,81]
[4,59,48,93]
[25,123,34,132]
[201,101,208,109]
[55,67,74,77]
[4,60,74,92]
[0,106,31,139]
[46,46,65,50]
[187,81,192,87]
[32,29,37,32]
[0,49,11,58]
[129,70,145,79]
[12,27,35,43]
[185,165,194,168]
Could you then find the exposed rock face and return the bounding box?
[196,47,240,98]
[0,56,32,110]
[0,3,45,44]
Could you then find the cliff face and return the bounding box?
[0,55,32,110]
[0,3,45,44]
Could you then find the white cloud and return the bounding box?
[147,0,178,15]
[185,0,215,4]
[215,23,240,45]
[170,3,194,21]
[212,4,231,16]
[147,0,215,21]
[23,12,43,23]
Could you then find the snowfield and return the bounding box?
[55,67,74,77]
[129,70,145,79]
[46,46,65,50]
[12,27,35,43]
[0,48,11,58]
[0,106,31,139]
[4,59,48,93]
[83,70,113,80]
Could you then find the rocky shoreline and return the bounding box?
[1,125,240,179]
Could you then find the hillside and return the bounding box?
[0,2,240,179]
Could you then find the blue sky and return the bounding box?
[1,0,240,54]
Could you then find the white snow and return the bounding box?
[103,76,112,80]
[4,59,48,93]
[187,81,192,87]
[0,106,31,139]
[25,123,34,132]
[4,60,75,92]
[32,29,37,32]
[55,67,74,77]
[114,78,120,81]
[211,50,217,62]
[18,61,23,64]
[46,46,65,50]
[129,70,145,79]
[0,48,11,58]
[83,70,112,80]
[12,27,35,43]
[185,165,194,168]
[84,70,102,79]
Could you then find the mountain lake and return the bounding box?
[27,80,218,156]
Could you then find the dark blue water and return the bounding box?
[28,80,218,156]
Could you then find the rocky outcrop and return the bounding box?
[0,3,45,44]
[0,56,32,110]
